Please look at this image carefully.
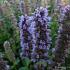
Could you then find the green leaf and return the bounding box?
[19,67,28,70]
[22,58,31,67]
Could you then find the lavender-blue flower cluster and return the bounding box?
[31,7,51,63]
[19,15,33,59]
[19,7,51,64]
[59,5,70,24]
[54,5,70,66]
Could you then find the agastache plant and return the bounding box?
[19,7,52,69]
[31,7,51,61]
[19,6,70,69]
[19,15,34,59]
[31,7,52,70]
[54,5,70,66]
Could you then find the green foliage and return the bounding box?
[0,0,5,4]
[0,17,13,45]
[0,8,20,70]
[11,58,20,70]
[49,19,59,48]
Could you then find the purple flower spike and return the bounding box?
[19,7,52,69]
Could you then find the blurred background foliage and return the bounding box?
[0,0,70,70]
